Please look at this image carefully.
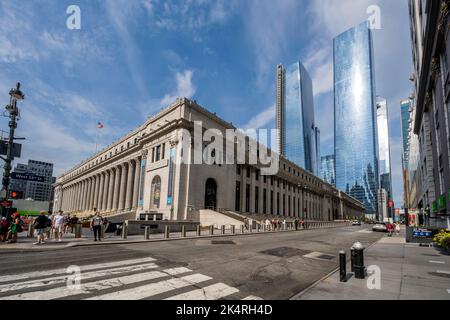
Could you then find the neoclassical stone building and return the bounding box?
[53,98,364,223]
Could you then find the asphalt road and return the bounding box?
[0,225,383,300]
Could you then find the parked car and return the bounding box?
[352,220,362,226]
[372,222,387,232]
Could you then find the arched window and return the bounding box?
[150,176,161,209]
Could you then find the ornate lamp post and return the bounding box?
[1,83,25,201]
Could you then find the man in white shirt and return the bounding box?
[53,211,65,242]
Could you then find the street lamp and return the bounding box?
[1,83,25,201]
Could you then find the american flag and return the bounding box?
[97,122,104,129]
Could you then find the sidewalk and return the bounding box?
[292,231,450,300]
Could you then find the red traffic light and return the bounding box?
[10,191,23,199]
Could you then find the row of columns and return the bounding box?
[239,167,326,220]
[59,158,142,214]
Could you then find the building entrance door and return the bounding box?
[205,178,217,210]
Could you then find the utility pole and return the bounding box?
[1,83,25,201]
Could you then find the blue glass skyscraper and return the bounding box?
[321,154,336,186]
[276,62,319,175]
[334,22,379,215]
[400,99,411,170]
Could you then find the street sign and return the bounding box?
[0,200,12,207]
[0,140,22,158]
[10,172,45,182]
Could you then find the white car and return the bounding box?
[372,222,387,232]
[352,220,362,226]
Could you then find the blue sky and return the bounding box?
[0,0,412,208]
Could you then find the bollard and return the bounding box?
[75,223,82,239]
[196,225,201,236]
[339,250,347,282]
[353,242,365,279]
[221,225,225,235]
[164,225,170,239]
[209,225,214,235]
[181,225,186,238]
[121,223,127,239]
[231,225,235,234]
[27,223,34,238]
[144,226,150,240]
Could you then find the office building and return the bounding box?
[334,21,379,216]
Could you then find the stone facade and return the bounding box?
[54,98,364,222]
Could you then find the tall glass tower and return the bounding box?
[376,97,392,199]
[321,154,336,186]
[334,21,379,215]
[276,61,319,175]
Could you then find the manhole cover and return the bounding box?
[211,240,235,245]
[317,254,335,260]
[261,247,311,258]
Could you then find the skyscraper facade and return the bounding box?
[334,21,379,215]
[321,154,335,186]
[276,61,319,175]
[408,0,450,226]
[9,159,56,202]
[400,99,412,209]
[376,97,393,202]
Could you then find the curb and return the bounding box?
[1,225,350,251]
[289,232,385,300]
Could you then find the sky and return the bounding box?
[0,0,413,208]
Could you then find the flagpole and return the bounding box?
[95,123,99,154]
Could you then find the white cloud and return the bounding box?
[242,104,275,130]
[160,70,196,107]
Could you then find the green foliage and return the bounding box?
[433,229,450,250]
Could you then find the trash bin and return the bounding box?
[352,241,365,279]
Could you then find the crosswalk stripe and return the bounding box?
[165,283,239,300]
[0,257,156,284]
[242,295,263,300]
[2,267,191,300]
[0,262,159,294]
[85,273,212,300]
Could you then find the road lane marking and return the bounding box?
[0,257,156,283]
[2,267,191,300]
[429,261,445,264]
[436,270,450,275]
[0,262,159,294]
[165,283,239,300]
[242,295,263,300]
[85,273,212,300]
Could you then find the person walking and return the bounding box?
[395,222,401,236]
[33,211,48,245]
[0,217,8,242]
[90,212,104,241]
[6,213,22,243]
[294,218,299,231]
[45,212,53,240]
[53,211,65,242]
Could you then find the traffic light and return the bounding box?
[10,190,23,199]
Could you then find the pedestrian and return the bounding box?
[387,223,394,237]
[64,214,71,233]
[90,211,103,241]
[70,215,79,233]
[282,219,286,230]
[33,211,48,245]
[294,219,299,231]
[265,219,271,231]
[0,217,8,242]
[395,222,401,236]
[45,212,53,240]
[6,212,22,243]
[301,219,305,229]
[53,211,65,242]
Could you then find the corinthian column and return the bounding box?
[125,161,135,211]
[107,169,115,212]
[97,173,105,211]
[118,163,128,211]
[112,166,121,211]
[102,171,110,211]
[132,158,141,209]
